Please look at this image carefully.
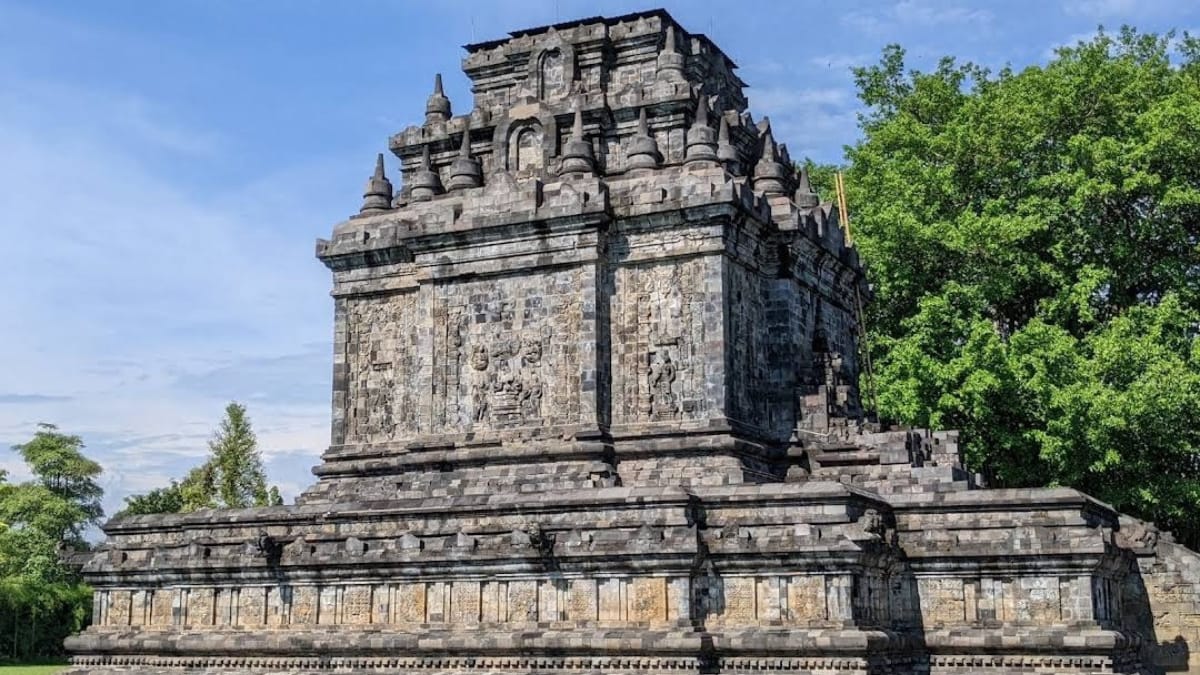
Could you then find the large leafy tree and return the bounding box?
[844,29,1200,546]
[8,424,104,544]
[119,402,283,516]
[0,425,102,659]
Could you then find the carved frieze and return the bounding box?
[611,259,714,425]
[726,262,770,426]
[468,331,548,428]
[432,271,584,433]
[343,292,420,443]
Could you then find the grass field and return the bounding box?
[0,666,65,674]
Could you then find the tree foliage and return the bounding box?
[9,424,103,544]
[0,425,100,661]
[118,482,185,517]
[118,402,283,517]
[209,402,271,508]
[844,29,1200,546]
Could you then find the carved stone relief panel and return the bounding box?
[291,586,318,625]
[343,291,421,444]
[238,587,266,626]
[814,300,858,384]
[431,270,585,433]
[107,590,131,627]
[537,48,569,101]
[342,585,372,625]
[150,588,176,626]
[710,575,757,626]
[512,124,545,174]
[726,261,770,426]
[393,584,425,624]
[186,588,214,627]
[610,258,718,425]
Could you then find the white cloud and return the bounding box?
[748,86,859,162]
[843,0,993,35]
[0,73,339,524]
[808,53,874,72]
[754,87,853,110]
[1062,0,1194,18]
[0,458,32,483]
[1044,29,1105,58]
[1062,0,1141,17]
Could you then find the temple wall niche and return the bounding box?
[724,260,772,431]
[512,124,544,173]
[816,299,859,382]
[339,291,422,444]
[536,48,568,101]
[765,277,815,433]
[430,268,590,434]
[608,256,723,427]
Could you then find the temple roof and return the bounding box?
[462,8,740,71]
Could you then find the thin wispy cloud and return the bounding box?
[843,0,994,36]
[749,86,859,160]
[808,53,874,72]
[1060,0,1186,18]
[0,393,73,404]
[1044,29,1105,58]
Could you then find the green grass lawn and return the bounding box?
[0,666,65,674]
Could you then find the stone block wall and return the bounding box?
[1123,530,1200,673]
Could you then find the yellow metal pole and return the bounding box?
[835,171,877,419]
[835,172,854,246]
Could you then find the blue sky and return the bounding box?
[0,0,1195,521]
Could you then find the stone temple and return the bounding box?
[66,9,1200,675]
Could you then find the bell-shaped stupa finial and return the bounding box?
[408,145,444,201]
[559,103,595,175]
[425,73,452,124]
[753,120,788,195]
[447,123,483,190]
[627,107,662,171]
[656,24,685,81]
[794,165,820,208]
[359,153,394,215]
[685,94,718,167]
[717,113,739,170]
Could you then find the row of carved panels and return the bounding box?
[96,572,1118,632]
[916,575,1116,627]
[334,252,860,445]
[93,574,891,631]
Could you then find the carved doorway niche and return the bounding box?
[511,123,545,174]
[538,48,568,100]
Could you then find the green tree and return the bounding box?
[844,29,1200,545]
[0,425,101,660]
[119,402,284,516]
[209,402,269,508]
[118,482,185,517]
[179,461,218,511]
[10,424,103,543]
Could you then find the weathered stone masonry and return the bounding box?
[65,9,1200,675]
